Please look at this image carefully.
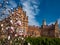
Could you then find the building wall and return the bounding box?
[40,22,59,38]
[28,26,40,37]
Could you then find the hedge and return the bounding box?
[25,37,60,45]
[0,37,60,45]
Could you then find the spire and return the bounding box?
[55,20,58,25]
[43,19,46,25]
[18,1,22,8]
[17,1,22,11]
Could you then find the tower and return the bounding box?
[54,20,59,37]
[55,20,59,30]
[43,19,46,26]
[41,19,46,28]
[55,20,58,26]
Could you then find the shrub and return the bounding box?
[25,37,60,45]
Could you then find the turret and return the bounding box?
[41,19,47,28]
[54,20,59,37]
[17,6,23,14]
[55,20,58,29]
[55,20,58,26]
[43,19,46,26]
[18,6,22,10]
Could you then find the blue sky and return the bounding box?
[0,0,60,26]
[38,0,60,26]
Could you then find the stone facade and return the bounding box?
[28,19,59,38]
[0,6,60,38]
[28,25,40,37]
[40,20,59,38]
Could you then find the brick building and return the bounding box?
[28,25,40,37]
[40,20,59,38]
[28,19,59,38]
[0,6,60,38]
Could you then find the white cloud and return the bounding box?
[0,0,40,26]
[0,0,17,20]
[58,18,60,24]
[48,22,55,25]
[20,0,40,26]
[48,18,60,25]
[9,0,17,8]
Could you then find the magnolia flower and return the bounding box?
[19,30,23,32]
[16,20,21,26]
[6,26,9,30]
[15,34,17,37]
[2,28,3,30]
[10,26,14,32]
[28,43,31,45]
[10,20,13,24]
[16,29,24,35]
[10,26,14,30]
[21,37,24,40]
[1,24,3,27]
[8,36,10,40]
[18,31,23,35]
